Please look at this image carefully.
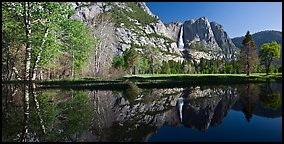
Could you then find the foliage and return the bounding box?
[161,61,171,74]
[111,2,157,29]
[2,2,96,81]
[125,2,157,26]
[124,48,139,74]
[225,64,233,74]
[146,33,176,43]
[260,41,281,75]
[277,65,282,73]
[142,45,162,74]
[112,55,125,69]
[136,56,150,74]
[58,19,96,70]
[190,41,208,52]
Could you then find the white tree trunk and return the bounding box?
[24,2,32,81]
[31,27,49,80]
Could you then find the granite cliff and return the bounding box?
[71,2,239,76]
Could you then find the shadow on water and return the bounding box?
[2,81,282,142]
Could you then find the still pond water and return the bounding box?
[2,82,282,142]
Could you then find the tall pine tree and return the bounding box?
[240,31,259,75]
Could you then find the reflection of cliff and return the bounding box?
[81,85,241,141]
[181,86,238,131]
[79,88,184,142]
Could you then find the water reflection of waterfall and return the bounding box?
[178,25,185,51]
[177,97,184,123]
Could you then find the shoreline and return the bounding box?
[2,73,282,90]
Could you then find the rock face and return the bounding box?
[181,17,239,63]
[165,21,183,41]
[72,2,184,76]
[183,17,219,49]
[210,22,239,60]
[71,2,239,76]
[136,2,156,17]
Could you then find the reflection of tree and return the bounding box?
[2,84,94,142]
[238,84,260,123]
[40,90,93,141]
[31,83,46,134]
[122,82,140,106]
[2,84,24,142]
[259,83,281,110]
[19,84,31,142]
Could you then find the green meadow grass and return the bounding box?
[123,73,282,79]
[3,73,281,90]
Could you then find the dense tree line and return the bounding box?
[2,2,96,81]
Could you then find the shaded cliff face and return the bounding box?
[183,17,219,49]
[210,22,239,60]
[165,21,183,41]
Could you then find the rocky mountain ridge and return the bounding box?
[181,17,239,63]
[71,2,239,76]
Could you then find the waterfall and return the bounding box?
[178,25,185,51]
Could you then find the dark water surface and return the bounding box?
[2,82,282,142]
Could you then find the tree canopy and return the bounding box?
[260,41,281,75]
[2,2,96,81]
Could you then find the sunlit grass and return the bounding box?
[124,73,282,78]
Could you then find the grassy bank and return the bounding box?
[124,73,282,78]
[2,73,282,90]
[122,73,282,89]
[123,73,282,81]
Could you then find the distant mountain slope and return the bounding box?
[232,30,282,65]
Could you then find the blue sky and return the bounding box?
[146,2,282,38]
